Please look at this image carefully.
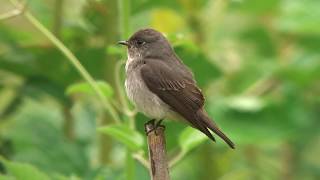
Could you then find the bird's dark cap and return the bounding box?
[129,28,162,42]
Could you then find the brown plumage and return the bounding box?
[141,59,235,149]
[120,28,235,149]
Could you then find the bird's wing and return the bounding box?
[140,59,218,141]
[141,59,235,149]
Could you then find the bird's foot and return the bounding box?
[144,119,164,136]
[144,119,156,135]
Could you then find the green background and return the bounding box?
[0,0,319,179]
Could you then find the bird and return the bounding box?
[118,28,235,149]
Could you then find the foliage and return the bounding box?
[0,0,319,179]
[98,125,144,152]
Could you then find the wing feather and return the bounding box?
[140,59,236,148]
[140,59,216,140]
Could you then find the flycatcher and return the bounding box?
[119,28,235,149]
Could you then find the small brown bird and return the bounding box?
[119,28,235,149]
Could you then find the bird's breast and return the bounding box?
[125,61,169,120]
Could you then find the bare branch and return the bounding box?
[145,122,170,180]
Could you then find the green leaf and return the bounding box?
[66,81,114,98]
[276,0,320,35]
[230,0,279,14]
[227,96,265,112]
[3,99,91,176]
[179,127,207,153]
[106,45,125,56]
[0,175,15,180]
[151,9,186,33]
[174,42,221,87]
[0,157,50,180]
[98,124,144,151]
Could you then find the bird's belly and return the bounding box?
[125,70,169,119]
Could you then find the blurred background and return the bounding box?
[0,0,319,179]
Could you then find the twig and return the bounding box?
[145,122,170,180]
[168,150,186,168]
[133,152,149,169]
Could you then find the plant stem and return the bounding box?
[133,152,149,169]
[26,12,120,123]
[53,0,64,38]
[117,1,139,179]
[0,0,26,20]
[115,61,127,109]
[0,9,21,20]
[8,0,120,123]
[117,0,136,128]
[118,0,130,39]
[126,150,135,180]
[168,150,186,168]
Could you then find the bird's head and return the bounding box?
[118,28,174,60]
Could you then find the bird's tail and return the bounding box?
[196,110,235,149]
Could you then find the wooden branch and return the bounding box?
[145,122,170,180]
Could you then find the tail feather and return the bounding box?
[196,110,235,149]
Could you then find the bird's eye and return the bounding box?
[136,40,145,46]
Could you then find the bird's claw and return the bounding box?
[144,119,164,135]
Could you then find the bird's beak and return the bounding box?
[118,40,129,46]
